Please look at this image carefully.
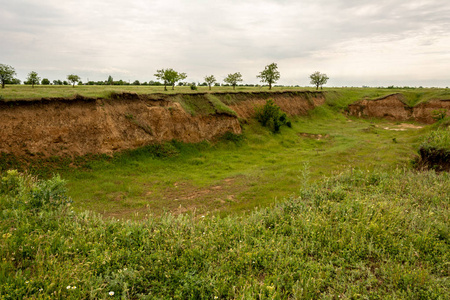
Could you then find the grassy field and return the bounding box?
[1,161,448,299]
[1,84,449,105]
[58,104,426,219]
[1,90,449,298]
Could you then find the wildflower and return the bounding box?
[109,291,115,296]
[39,288,43,292]
[214,297,218,299]
[67,286,71,290]
[25,281,29,284]
[72,286,77,289]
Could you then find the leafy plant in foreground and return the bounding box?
[1,169,449,299]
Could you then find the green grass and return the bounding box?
[1,98,449,298]
[1,166,448,299]
[58,105,426,219]
[421,128,450,150]
[1,85,449,107]
[0,85,319,101]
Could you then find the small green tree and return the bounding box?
[204,75,216,90]
[67,74,81,87]
[107,75,114,85]
[154,68,187,91]
[41,78,50,85]
[310,71,329,90]
[0,64,17,89]
[224,72,243,90]
[255,99,291,133]
[26,71,41,88]
[257,63,280,90]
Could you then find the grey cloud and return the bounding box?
[1,0,449,86]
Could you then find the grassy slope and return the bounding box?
[1,167,448,299]
[63,105,425,219]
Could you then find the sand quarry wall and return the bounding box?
[347,93,450,123]
[214,91,325,119]
[0,91,324,158]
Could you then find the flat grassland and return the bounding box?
[1,84,449,107]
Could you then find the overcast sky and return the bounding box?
[1,0,449,87]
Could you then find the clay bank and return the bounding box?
[0,91,325,158]
[348,93,450,123]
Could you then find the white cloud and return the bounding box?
[1,0,449,86]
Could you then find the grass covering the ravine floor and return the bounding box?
[62,105,425,219]
[1,168,449,299]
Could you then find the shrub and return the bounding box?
[221,131,244,144]
[190,83,197,90]
[417,128,450,171]
[255,99,290,133]
[432,109,448,121]
[420,128,450,150]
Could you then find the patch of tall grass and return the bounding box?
[1,169,448,299]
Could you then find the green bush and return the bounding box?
[420,128,450,150]
[432,109,448,121]
[221,131,244,144]
[255,99,290,133]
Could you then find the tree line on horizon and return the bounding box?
[0,63,329,90]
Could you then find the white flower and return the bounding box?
[67,285,71,290]
[25,281,29,284]
[109,291,115,296]
[39,288,43,292]
[72,286,77,289]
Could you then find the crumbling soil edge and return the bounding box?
[347,93,450,124]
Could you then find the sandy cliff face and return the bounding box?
[216,91,325,119]
[0,91,324,158]
[0,96,240,157]
[348,94,450,123]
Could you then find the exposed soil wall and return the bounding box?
[417,147,450,172]
[215,91,325,119]
[348,93,450,123]
[0,95,239,157]
[0,91,324,158]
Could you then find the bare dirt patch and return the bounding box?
[297,133,330,140]
[348,94,450,123]
[377,123,423,131]
[129,176,250,218]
